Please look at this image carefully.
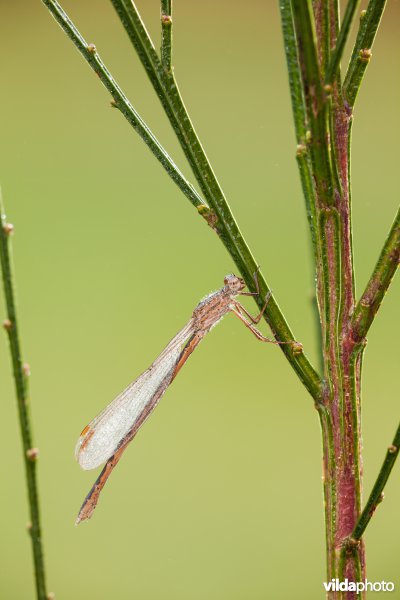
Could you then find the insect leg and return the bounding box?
[230,306,290,345]
[232,290,271,324]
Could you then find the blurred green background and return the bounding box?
[0,1,399,598]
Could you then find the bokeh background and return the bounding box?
[0,1,399,598]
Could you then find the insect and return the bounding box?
[75,273,292,524]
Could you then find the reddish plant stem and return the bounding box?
[331,57,365,599]
[329,59,365,600]
[312,0,328,71]
[313,3,365,595]
[284,1,391,595]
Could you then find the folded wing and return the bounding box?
[75,320,195,470]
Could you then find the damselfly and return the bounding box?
[75,273,292,524]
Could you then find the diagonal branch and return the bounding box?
[0,193,49,600]
[350,422,400,542]
[42,1,206,213]
[325,0,361,86]
[41,0,323,400]
[343,0,387,107]
[351,206,400,342]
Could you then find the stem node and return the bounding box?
[3,222,14,235]
[359,48,372,62]
[3,318,13,330]
[23,362,31,376]
[197,205,218,230]
[296,143,307,157]
[291,341,303,355]
[26,448,40,461]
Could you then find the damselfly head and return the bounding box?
[223,274,246,293]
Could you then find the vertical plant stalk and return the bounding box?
[0,195,49,600]
[289,0,373,592]
[328,1,365,587]
[312,0,330,75]
[329,0,392,585]
[289,4,346,582]
[291,0,334,208]
[279,0,323,372]
[288,0,394,594]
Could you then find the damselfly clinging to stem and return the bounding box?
[75,273,299,524]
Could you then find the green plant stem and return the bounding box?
[107,1,323,398]
[351,422,400,541]
[292,1,368,590]
[311,0,330,75]
[42,0,206,213]
[41,0,323,399]
[351,206,400,342]
[279,0,322,369]
[279,0,308,142]
[338,422,400,578]
[343,0,387,107]
[160,0,172,72]
[291,0,334,209]
[109,0,216,209]
[279,1,317,242]
[0,195,48,600]
[325,0,361,86]
[108,1,247,239]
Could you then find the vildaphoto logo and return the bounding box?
[323,579,395,593]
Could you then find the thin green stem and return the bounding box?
[0,194,49,600]
[325,0,361,86]
[42,0,206,213]
[279,0,308,142]
[311,0,330,75]
[343,0,387,107]
[41,0,323,398]
[109,1,324,399]
[110,0,192,172]
[108,2,230,221]
[279,1,322,369]
[291,0,334,208]
[160,0,172,72]
[351,422,400,541]
[279,0,317,243]
[351,206,400,342]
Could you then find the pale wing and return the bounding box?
[75,319,195,470]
